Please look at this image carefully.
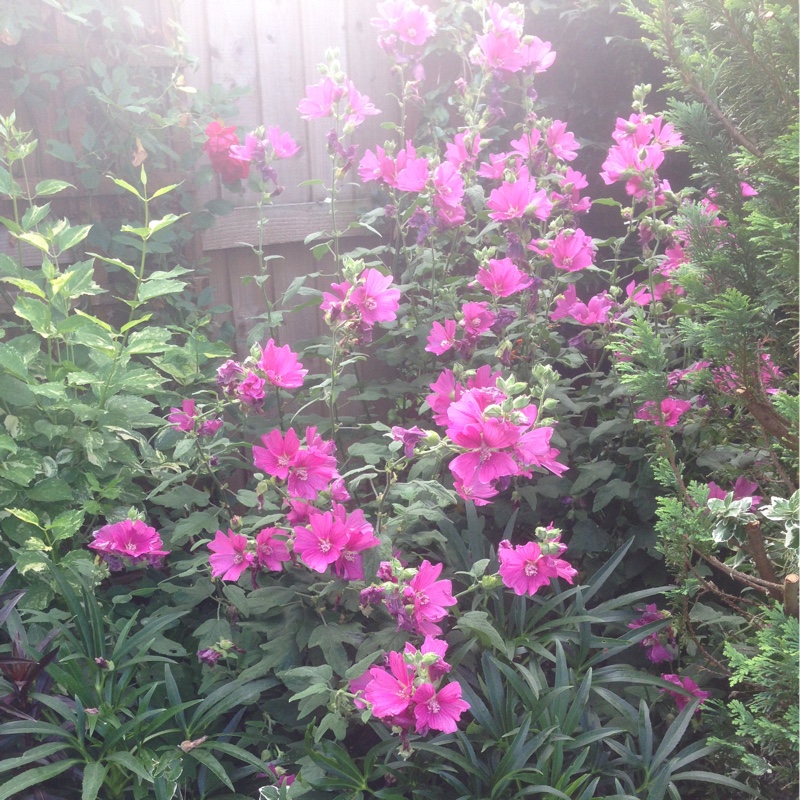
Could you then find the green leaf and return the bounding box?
[13,296,52,336]
[670,771,757,795]
[137,278,186,302]
[16,231,50,253]
[108,176,144,199]
[0,743,69,774]
[35,179,74,196]
[125,327,172,354]
[21,203,51,230]
[308,623,362,676]
[455,610,512,657]
[82,761,107,800]
[0,343,31,377]
[571,460,616,495]
[149,182,183,199]
[593,479,631,512]
[169,510,219,546]
[27,478,74,503]
[0,759,82,800]
[187,748,234,791]
[6,508,40,527]
[106,751,154,783]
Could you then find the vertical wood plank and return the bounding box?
[299,0,347,203]
[345,0,400,200]
[176,0,217,211]
[204,0,262,210]
[253,0,309,204]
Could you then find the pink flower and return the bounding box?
[514,427,568,477]
[168,399,196,432]
[344,79,380,128]
[198,418,223,438]
[487,172,552,221]
[365,651,416,718]
[294,510,348,572]
[497,540,558,596]
[521,36,556,73]
[477,152,508,179]
[712,352,784,396]
[351,268,401,326]
[509,130,542,159]
[265,126,301,159]
[475,257,532,297]
[445,132,484,169]
[359,145,395,184]
[625,279,672,306]
[447,413,521,486]
[453,477,499,506]
[740,181,758,197]
[660,674,711,712]
[394,147,430,192]
[628,604,678,664]
[473,29,526,73]
[425,369,463,426]
[88,520,169,570]
[407,560,457,635]
[236,371,266,406]
[372,0,436,47]
[708,477,762,509]
[208,529,254,582]
[426,319,458,355]
[253,428,301,480]
[216,359,244,390]
[433,162,465,208]
[257,339,307,388]
[541,229,595,272]
[546,120,579,161]
[255,528,291,572]
[460,301,496,337]
[635,398,692,427]
[552,167,591,214]
[412,682,470,734]
[667,360,710,388]
[390,426,427,459]
[298,77,338,120]
[406,636,451,680]
[331,504,379,580]
[550,284,613,325]
[287,448,338,500]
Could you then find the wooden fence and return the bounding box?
[0,0,399,354]
[178,0,397,352]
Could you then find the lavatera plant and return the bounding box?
[0,113,230,607]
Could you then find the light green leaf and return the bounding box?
[137,278,186,302]
[35,179,74,196]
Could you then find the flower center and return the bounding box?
[524,561,538,577]
[278,454,291,468]
[319,538,332,553]
[561,256,573,267]
[343,550,356,562]
[125,541,138,552]
[233,553,244,565]
[294,468,308,481]
[363,296,377,310]
[426,698,441,713]
[416,591,429,606]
